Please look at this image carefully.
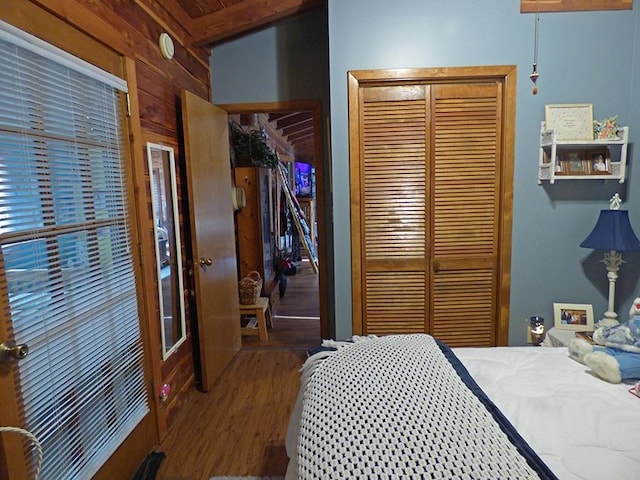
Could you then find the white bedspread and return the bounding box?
[288,336,551,479]
[286,341,640,480]
[454,346,640,480]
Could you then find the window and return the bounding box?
[0,21,148,479]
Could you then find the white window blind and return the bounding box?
[0,23,148,480]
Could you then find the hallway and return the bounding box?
[241,259,321,350]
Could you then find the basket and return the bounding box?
[239,270,262,305]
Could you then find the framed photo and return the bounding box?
[559,150,588,175]
[588,149,611,175]
[548,153,565,173]
[545,104,594,141]
[553,303,594,331]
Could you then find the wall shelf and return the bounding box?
[537,122,629,184]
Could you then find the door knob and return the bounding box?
[199,257,213,268]
[0,341,29,363]
[433,260,440,273]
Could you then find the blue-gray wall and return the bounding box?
[211,9,329,104]
[213,1,640,345]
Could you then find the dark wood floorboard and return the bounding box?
[155,260,319,479]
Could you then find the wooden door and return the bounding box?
[181,90,241,391]
[349,67,515,347]
[429,82,504,346]
[351,84,430,336]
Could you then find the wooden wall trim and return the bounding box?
[30,0,137,56]
[3,0,124,74]
[347,72,364,336]
[91,56,160,480]
[521,0,632,12]
[124,56,166,441]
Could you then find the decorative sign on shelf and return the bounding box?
[545,103,594,141]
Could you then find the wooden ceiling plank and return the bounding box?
[137,0,194,39]
[277,113,314,130]
[268,112,291,121]
[190,0,324,46]
[288,130,314,142]
[176,0,220,18]
[283,119,313,136]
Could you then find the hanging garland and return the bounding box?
[229,119,279,169]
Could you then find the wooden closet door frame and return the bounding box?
[348,66,516,346]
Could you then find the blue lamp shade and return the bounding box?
[580,210,640,252]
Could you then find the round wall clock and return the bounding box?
[159,33,175,60]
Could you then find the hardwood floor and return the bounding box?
[155,261,319,479]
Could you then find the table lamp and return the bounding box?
[580,194,640,327]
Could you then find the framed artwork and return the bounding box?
[553,303,594,331]
[589,149,611,175]
[545,104,594,141]
[559,150,588,175]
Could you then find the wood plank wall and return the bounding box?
[2,0,212,441]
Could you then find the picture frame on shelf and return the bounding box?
[589,149,611,175]
[544,151,560,164]
[558,150,588,175]
[553,303,594,332]
[545,103,594,141]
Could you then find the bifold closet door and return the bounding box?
[429,82,503,346]
[351,84,430,335]
[349,68,514,347]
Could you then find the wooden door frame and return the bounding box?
[348,66,516,346]
[218,100,328,340]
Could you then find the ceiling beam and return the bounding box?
[274,112,313,130]
[283,118,313,136]
[287,127,314,142]
[190,0,324,47]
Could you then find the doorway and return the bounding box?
[221,100,327,350]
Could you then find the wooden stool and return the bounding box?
[239,297,272,341]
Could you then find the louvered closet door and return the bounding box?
[350,70,512,347]
[430,83,502,347]
[354,85,430,335]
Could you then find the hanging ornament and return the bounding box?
[530,12,540,95]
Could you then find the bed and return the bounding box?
[285,334,640,479]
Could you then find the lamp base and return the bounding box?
[597,313,619,329]
[598,252,622,330]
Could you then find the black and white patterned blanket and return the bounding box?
[296,334,557,479]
